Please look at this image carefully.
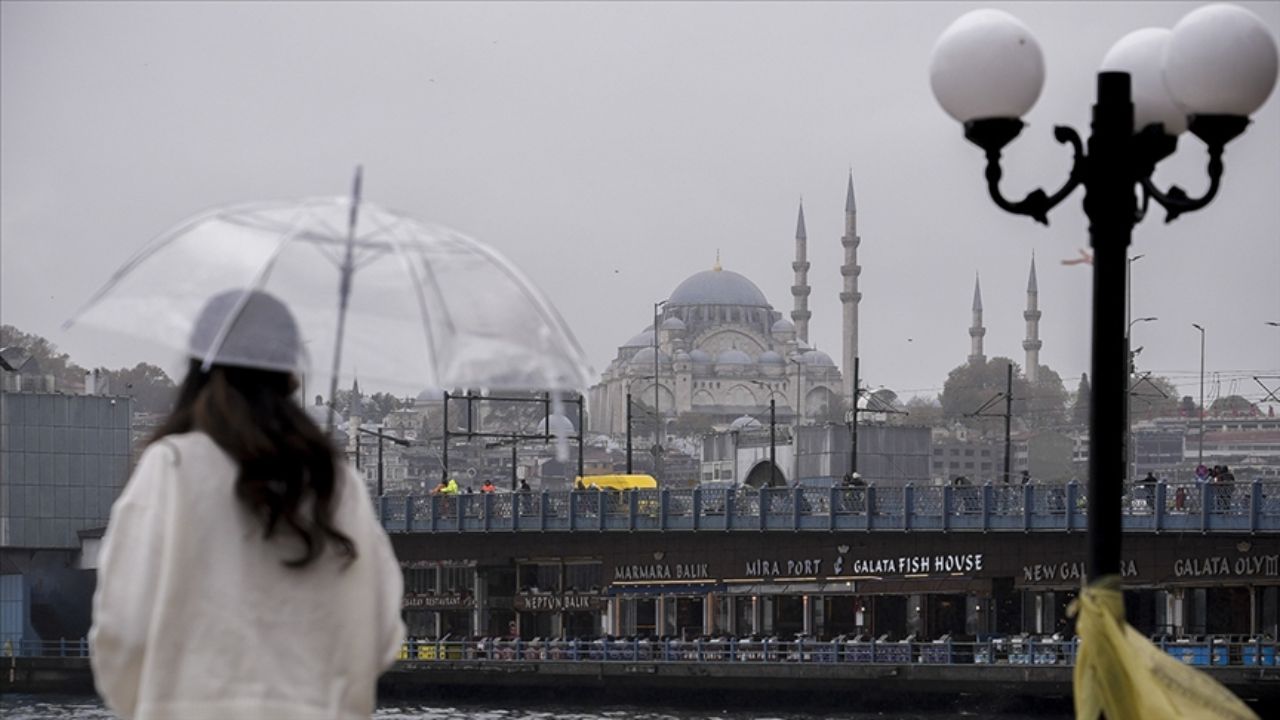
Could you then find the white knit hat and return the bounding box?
[188,289,302,374]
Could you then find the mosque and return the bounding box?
[589,175,865,435]
[589,174,1048,440]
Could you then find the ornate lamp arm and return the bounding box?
[1140,114,1248,224]
[965,120,1085,226]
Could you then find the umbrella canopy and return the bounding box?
[63,190,593,398]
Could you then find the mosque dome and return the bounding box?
[415,386,446,404]
[799,349,836,367]
[758,350,784,364]
[660,317,686,331]
[668,268,770,308]
[673,350,692,364]
[729,415,763,430]
[630,346,671,366]
[621,327,654,348]
[306,403,343,428]
[689,349,712,364]
[771,318,795,334]
[537,414,576,436]
[716,349,752,365]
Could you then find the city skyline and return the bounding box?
[2,1,1277,407]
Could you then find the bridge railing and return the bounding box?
[391,636,1279,668]
[377,481,1280,534]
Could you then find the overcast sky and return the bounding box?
[3,1,1277,407]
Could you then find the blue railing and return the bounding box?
[11,635,1273,670]
[395,636,1278,668]
[378,481,1280,534]
[2,639,90,658]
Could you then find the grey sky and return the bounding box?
[3,1,1277,407]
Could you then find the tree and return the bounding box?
[99,363,177,414]
[1129,375,1179,422]
[939,357,1069,434]
[1,325,86,391]
[1209,395,1257,417]
[364,392,407,424]
[904,396,944,427]
[1179,395,1198,418]
[1026,365,1068,429]
[940,357,1027,435]
[1072,374,1091,428]
[669,412,717,438]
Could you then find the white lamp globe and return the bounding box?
[930,9,1045,123]
[1102,28,1188,135]
[1164,3,1279,117]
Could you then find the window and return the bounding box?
[404,567,437,594]
[564,563,602,593]
[964,449,975,457]
[441,565,472,593]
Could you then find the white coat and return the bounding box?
[90,431,405,720]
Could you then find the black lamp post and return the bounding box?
[653,299,668,479]
[1193,323,1206,468]
[930,5,1278,580]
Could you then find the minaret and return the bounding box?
[1023,255,1042,384]
[790,201,812,343]
[840,173,861,405]
[969,274,986,365]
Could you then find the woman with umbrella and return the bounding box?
[89,289,405,720]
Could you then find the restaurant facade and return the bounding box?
[390,531,1279,643]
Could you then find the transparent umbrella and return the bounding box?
[62,170,593,413]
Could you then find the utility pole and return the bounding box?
[1193,324,1206,467]
[358,426,410,496]
[1003,363,1013,484]
[966,362,1014,484]
[851,357,860,476]
[770,398,777,485]
[625,392,633,474]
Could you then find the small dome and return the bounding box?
[689,349,712,364]
[800,350,836,367]
[668,268,770,307]
[729,415,763,430]
[673,350,692,364]
[537,414,576,435]
[717,349,752,365]
[630,346,671,366]
[307,403,343,428]
[771,318,795,333]
[758,350,784,364]
[415,386,446,403]
[660,317,686,331]
[621,327,654,348]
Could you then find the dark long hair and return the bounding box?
[154,359,356,568]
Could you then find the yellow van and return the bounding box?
[578,474,658,491]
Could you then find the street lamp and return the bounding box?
[1126,316,1157,482]
[358,426,410,496]
[788,355,805,484]
[930,5,1278,580]
[623,375,656,475]
[653,299,668,478]
[1193,323,1206,468]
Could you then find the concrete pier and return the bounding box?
[7,657,1276,708]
